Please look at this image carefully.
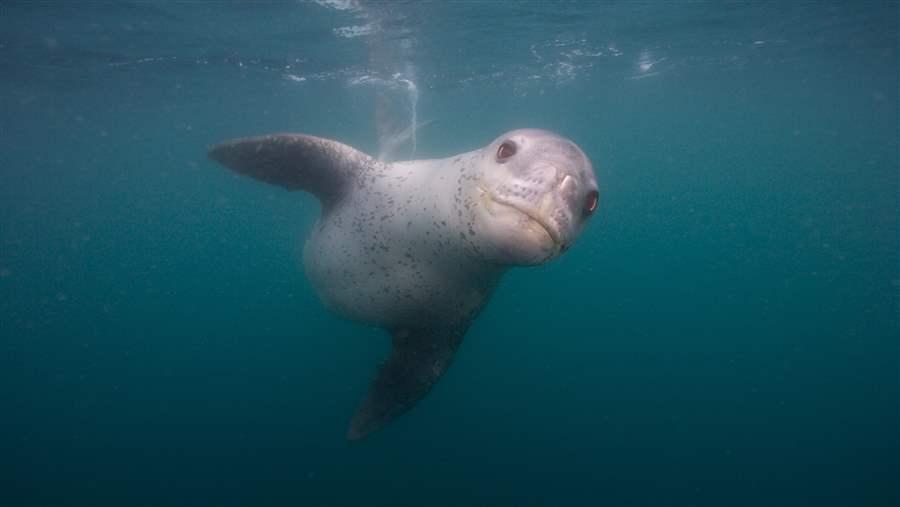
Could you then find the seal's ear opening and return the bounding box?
[208,133,376,210]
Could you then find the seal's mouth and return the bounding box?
[479,187,562,246]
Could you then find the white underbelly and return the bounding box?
[302,222,489,329]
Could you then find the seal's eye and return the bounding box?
[496,141,516,162]
[583,190,599,217]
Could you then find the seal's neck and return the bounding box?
[420,151,507,277]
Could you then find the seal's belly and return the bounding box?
[302,219,488,329]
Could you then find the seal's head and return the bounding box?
[471,129,599,266]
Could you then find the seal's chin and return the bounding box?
[490,195,561,245]
[478,188,563,265]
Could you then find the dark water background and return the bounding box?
[1,1,897,506]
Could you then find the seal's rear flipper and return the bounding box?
[208,134,378,209]
[347,326,467,441]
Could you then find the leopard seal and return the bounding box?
[208,128,600,440]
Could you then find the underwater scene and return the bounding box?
[1,1,897,506]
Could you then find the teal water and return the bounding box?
[1,1,898,506]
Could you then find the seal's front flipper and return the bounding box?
[347,326,467,441]
[208,133,378,208]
